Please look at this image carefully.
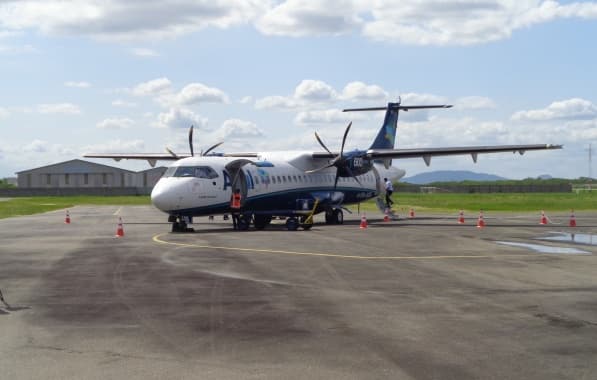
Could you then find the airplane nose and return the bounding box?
[151,181,171,212]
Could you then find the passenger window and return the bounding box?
[293,175,297,182]
[272,176,276,184]
[277,175,281,183]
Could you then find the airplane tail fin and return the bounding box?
[343,101,452,150]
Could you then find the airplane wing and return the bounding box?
[84,152,259,167]
[366,144,562,166]
[312,144,562,165]
[83,153,188,167]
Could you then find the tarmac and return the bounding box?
[1,206,596,380]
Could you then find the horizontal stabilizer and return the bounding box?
[343,104,452,112]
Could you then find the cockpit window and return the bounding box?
[163,167,177,178]
[163,166,219,179]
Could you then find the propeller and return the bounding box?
[307,121,363,189]
[166,125,224,158]
[188,125,194,157]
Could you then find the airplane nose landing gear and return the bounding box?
[169,215,195,233]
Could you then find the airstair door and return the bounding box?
[225,159,253,207]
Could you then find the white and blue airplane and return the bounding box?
[85,101,561,232]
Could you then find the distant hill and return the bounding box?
[402,170,508,184]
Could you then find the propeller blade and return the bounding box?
[305,163,334,174]
[188,125,195,157]
[314,131,333,155]
[344,166,363,187]
[339,121,352,158]
[202,141,224,156]
[333,171,340,190]
[165,147,178,159]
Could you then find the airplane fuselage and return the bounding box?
[150,151,405,218]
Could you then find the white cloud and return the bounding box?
[213,119,263,140]
[163,82,229,106]
[454,96,496,110]
[111,99,137,107]
[153,108,208,129]
[131,47,158,57]
[363,1,597,45]
[37,103,81,114]
[511,98,597,121]
[0,107,8,119]
[64,81,91,88]
[341,81,388,101]
[255,79,337,110]
[132,77,172,96]
[1,1,596,45]
[83,139,145,153]
[255,95,299,110]
[256,0,362,37]
[239,96,253,104]
[96,117,134,129]
[0,0,268,41]
[294,108,354,125]
[23,139,49,153]
[294,79,337,102]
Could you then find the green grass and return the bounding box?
[1,193,595,219]
[0,196,150,219]
[353,192,597,213]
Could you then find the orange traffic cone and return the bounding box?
[359,214,368,229]
[383,208,390,222]
[115,217,124,237]
[409,208,415,218]
[569,210,577,227]
[476,211,485,228]
[458,210,465,224]
[65,210,71,224]
[540,210,548,225]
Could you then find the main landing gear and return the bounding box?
[324,208,343,225]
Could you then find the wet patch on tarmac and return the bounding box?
[495,241,590,255]
[534,313,597,329]
[538,232,597,246]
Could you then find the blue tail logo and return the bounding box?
[370,102,400,150]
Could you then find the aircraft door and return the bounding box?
[225,159,253,207]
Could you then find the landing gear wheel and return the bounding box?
[332,209,343,225]
[300,215,313,230]
[237,214,250,231]
[254,215,272,230]
[285,217,299,231]
[171,220,194,233]
[325,210,334,225]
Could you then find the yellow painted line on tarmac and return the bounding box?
[152,233,544,261]
[113,206,123,216]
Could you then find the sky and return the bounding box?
[1,0,596,179]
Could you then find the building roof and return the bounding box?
[16,159,137,175]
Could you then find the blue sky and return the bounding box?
[1,1,596,179]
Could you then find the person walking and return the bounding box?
[384,178,394,208]
[230,189,242,230]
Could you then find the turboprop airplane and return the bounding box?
[85,101,561,232]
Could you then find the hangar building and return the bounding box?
[16,159,166,189]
